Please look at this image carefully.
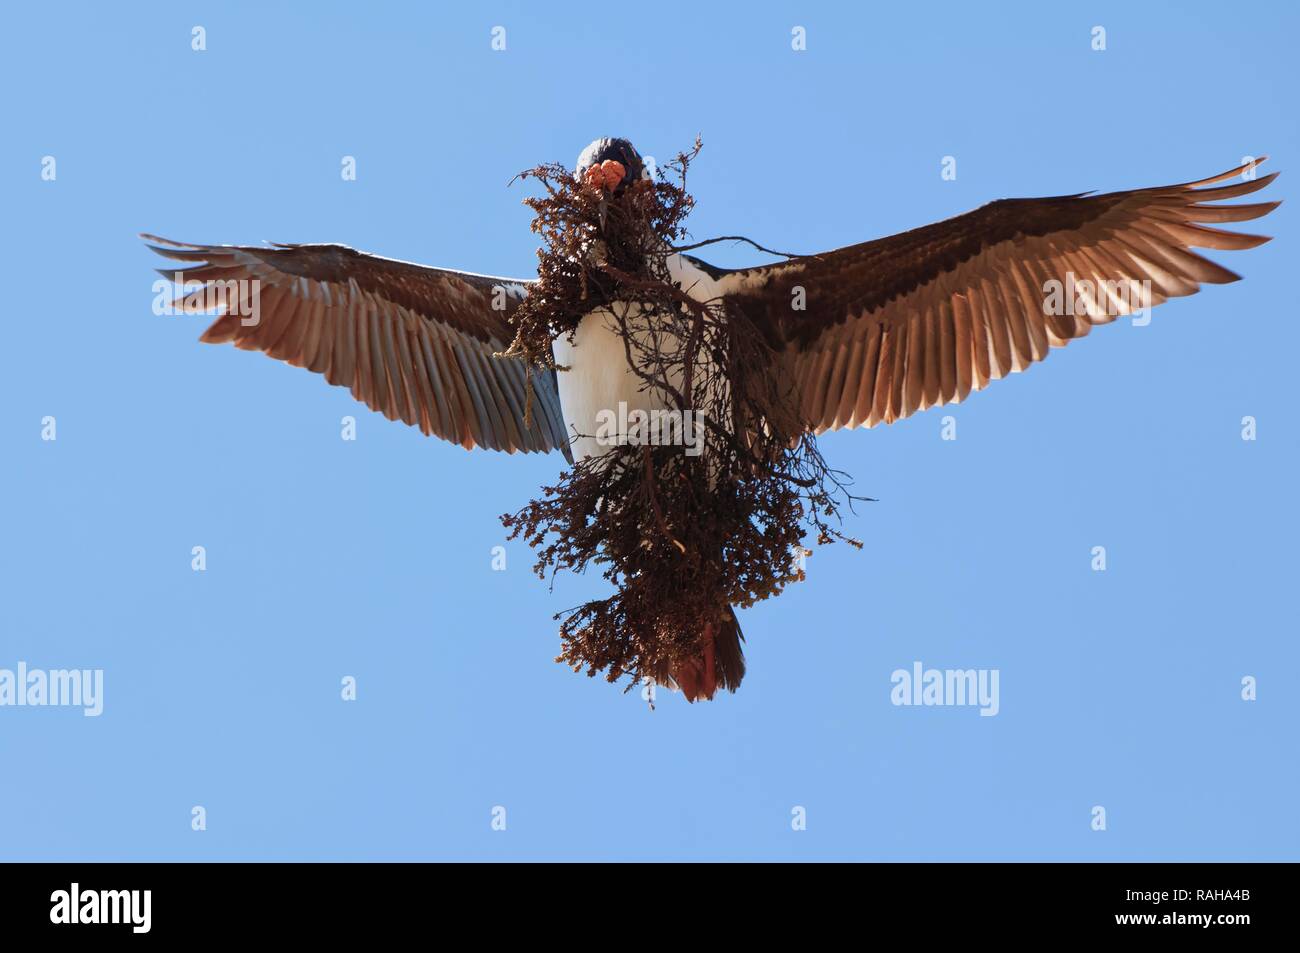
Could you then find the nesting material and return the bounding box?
[501,141,862,691]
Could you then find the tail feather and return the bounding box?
[669,606,745,702]
[714,605,745,693]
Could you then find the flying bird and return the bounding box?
[144,138,1279,701]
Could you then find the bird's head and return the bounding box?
[575,137,651,195]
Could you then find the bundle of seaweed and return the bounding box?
[501,141,862,691]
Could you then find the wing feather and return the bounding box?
[144,236,570,458]
[715,158,1279,433]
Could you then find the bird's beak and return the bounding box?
[583,160,627,193]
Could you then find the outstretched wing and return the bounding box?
[716,158,1280,432]
[144,236,571,459]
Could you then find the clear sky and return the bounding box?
[1,0,1295,861]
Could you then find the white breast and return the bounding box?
[552,254,723,463]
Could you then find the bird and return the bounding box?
[143,137,1279,702]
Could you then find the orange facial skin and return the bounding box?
[583,159,627,192]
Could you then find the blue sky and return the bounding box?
[1,0,1295,861]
